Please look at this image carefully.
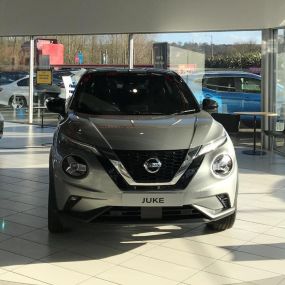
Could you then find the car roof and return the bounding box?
[188,71,261,79]
[84,68,178,76]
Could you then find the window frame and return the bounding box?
[202,76,237,93]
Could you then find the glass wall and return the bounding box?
[0,32,262,129]
[275,28,285,153]
[0,34,130,126]
[134,31,262,126]
[0,37,30,123]
[25,34,129,126]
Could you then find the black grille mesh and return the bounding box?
[115,149,188,183]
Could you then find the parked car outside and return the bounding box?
[0,78,14,86]
[0,76,65,108]
[53,68,86,98]
[183,71,285,122]
[0,71,28,84]
[46,68,238,233]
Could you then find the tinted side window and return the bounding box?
[17,78,29,87]
[240,77,261,93]
[203,77,236,92]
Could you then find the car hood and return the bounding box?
[60,111,224,151]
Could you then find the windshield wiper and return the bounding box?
[128,111,165,115]
[172,109,197,115]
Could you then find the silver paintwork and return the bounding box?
[51,107,238,221]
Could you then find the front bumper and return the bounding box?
[59,205,236,225]
[52,134,238,223]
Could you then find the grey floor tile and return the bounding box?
[0,237,59,259]
[0,271,47,285]
[4,213,47,229]
[40,250,114,276]
[97,265,177,285]
[22,207,48,219]
[0,200,36,212]
[7,195,47,207]
[0,221,36,236]
[221,250,285,275]
[204,260,280,282]
[121,254,197,281]
[0,208,17,218]
[14,262,90,285]
[162,238,233,259]
[142,245,215,270]
[0,249,35,271]
[183,271,243,285]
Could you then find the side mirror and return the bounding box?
[202,98,218,112]
[46,98,66,116]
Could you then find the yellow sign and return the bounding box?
[36,70,52,85]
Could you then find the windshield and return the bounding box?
[71,71,200,115]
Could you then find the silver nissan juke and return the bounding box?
[47,68,238,233]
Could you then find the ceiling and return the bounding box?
[0,0,285,36]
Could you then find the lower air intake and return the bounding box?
[67,205,206,222]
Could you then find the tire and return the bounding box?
[206,211,236,231]
[48,154,66,233]
[9,96,27,109]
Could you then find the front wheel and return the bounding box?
[9,96,27,109]
[48,161,66,233]
[206,211,236,231]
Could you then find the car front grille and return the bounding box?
[97,150,204,191]
[114,149,188,183]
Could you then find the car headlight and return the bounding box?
[58,133,100,155]
[62,155,88,178]
[212,154,233,177]
[198,133,227,156]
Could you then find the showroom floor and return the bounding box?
[1,123,285,285]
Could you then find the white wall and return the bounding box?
[0,0,285,36]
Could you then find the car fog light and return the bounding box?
[212,154,233,177]
[62,156,88,178]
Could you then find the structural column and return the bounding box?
[128,33,134,69]
[28,36,34,124]
[261,29,277,149]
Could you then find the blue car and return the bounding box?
[183,71,264,117]
[183,71,285,126]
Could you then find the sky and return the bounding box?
[155,31,262,45]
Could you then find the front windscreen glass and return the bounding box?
[71,71,199,115]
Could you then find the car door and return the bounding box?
[16,78,29,98]
[202,76,242,113]
[236,76,261,112]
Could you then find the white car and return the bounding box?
[0,76,65,109]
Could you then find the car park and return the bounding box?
[0,76,64,108]
[47,68,238,233]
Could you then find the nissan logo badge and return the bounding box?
[143,157,162,174]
